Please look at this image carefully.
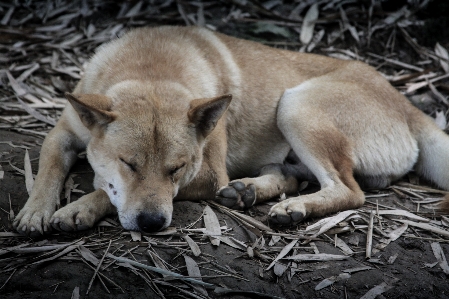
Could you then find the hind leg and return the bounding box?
[270,89,365,224]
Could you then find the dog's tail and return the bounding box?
[412,112,449,212]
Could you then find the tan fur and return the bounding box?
[13,26,449,235]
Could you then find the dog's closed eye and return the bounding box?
[169,163,186,176]
[119,157,137,172]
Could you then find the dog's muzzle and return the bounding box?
[136,212,166,232]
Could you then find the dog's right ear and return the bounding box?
[188,94,232,137]
[65,93,117,130]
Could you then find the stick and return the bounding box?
[366,211,375,259]
[0,269,16,290]
[86,240,112,294]
[108,254,216,289]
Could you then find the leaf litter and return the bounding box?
[1,0,449,298]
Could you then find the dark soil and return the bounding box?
[1,130,449,298]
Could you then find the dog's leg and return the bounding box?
[215,164,300,209]
[13,119,83,236]
[268,90,365,225]
[50,189,115,231]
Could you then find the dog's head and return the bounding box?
[65,88,231,232]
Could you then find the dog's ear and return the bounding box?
[188,94,232,137]
[65,93,116,129]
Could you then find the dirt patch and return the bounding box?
[1,130,449,298]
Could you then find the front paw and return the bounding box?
[13,201,56,237]
[50,200,97,232]
[215,181,256,209]
[268,198,306,225]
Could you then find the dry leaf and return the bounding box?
[377,209,430,222]
[300,3,319,44]
[252,22,293,39]
[64,175,75,204]
[348,235,359,246]
[340,7,359,43]
[273,262,288,277]
[266,239,298,270]
[315,273,350,290]
[203,205,221,246]
[216,236,247,251]
[397,220,449,238]
[24,149,34,195]
[285,253,348,262]
[388,253,398,264]
[227,209,273,232]
[310,242,319,254]
[32,244,80,265]
[430,242,449,275]
[71,286,80,299]
[360,282,393,299]
[388,223,408,242]
[435,43,449,73]
[310,210,357,238]
[147,250,169,276]
[148,227,177,235]
[183,235,201,256]
[214,287,285,298]
[18,98,57,126]
[269,235,281,246]
[370,6,408,34]
[130,231,142,242]
[342,266,372,274]
[434,110,447,130]
[78,245,99,266]
[334,236,354,255]
[306,29,325,52]
[184,255,208,296]
[125,1,143,18]
[108,254,215,288]
[9,244,68,254]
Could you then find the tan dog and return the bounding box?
[14,26,449,236]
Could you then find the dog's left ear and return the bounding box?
[188,94,232,137]
[65,93,117,130]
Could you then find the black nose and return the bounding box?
[137,212,166,232]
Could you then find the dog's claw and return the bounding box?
[269,199,306,226]
[59,222,75,232]
[242,185,256,207]
[49,197,100,232]
[291,211,304,222]
[14,200,56,237]
[231,181,246,191]
[215,181,257,210]
[220,187,239,199]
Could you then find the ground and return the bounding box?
[1,1,449,298]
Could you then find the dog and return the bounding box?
[13,26,449,236]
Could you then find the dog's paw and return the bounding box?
[13,201,55,237]
[50,200,97,232]
[268,198,306,225]
[215,181,256,209]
